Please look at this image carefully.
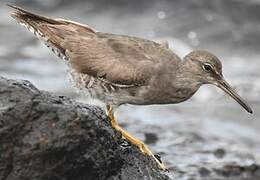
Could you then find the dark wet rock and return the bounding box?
[213,148,226,159]
[198,167,211,177]
[1,76,259,180]
[0,76,170,180]
[214,164,260,180]
[144,132,159,145]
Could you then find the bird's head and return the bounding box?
[182,50,253,114]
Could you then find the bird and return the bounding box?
[9,5,253,171]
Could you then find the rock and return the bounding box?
[0,76,170,180]
[0,76,259,180]
[144,132,158,145]
[213,163,260,180]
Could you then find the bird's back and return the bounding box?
[9,5,182,106]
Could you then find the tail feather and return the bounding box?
[8,5,69,61]
[8,4,61,25]
[8,4,96,33]
[8,5,96,62]
[8,4,62,39]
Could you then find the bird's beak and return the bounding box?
[216,78,253,114]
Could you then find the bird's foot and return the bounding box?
[106,105,166,171]
[131,135,166,170]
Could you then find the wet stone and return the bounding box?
[198,167,211,177]
[255,166,260,177]
[144,132,159,144]
[213,148,226,159]
[0,76,170,180]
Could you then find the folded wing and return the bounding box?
[10,5,177,87]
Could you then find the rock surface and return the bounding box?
[0,76,170,180]
[1,76,260,180]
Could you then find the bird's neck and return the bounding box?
[169,63,202,102]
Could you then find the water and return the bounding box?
[0,0,259,178]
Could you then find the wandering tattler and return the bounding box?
[9,5,253,170]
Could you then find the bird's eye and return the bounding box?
[202,63,212,72]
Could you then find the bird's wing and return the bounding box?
[9,5,179,87]
[48,25,177,86]
[61,32,161,86]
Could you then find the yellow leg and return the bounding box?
[106,105,166,170]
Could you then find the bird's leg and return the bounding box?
[106,105,166,170]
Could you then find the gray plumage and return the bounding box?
[9,5,253,113]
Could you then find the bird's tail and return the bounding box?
[8,4,69,60]
[8,4,95,36]
[8,5,96,61]
[8,4,61,25]
[8,4,62,38]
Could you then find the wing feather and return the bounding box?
[9,5,178,86]
[54,29,165,86]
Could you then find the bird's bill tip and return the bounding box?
[216,79,253,114]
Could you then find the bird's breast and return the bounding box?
[135,79,200,105]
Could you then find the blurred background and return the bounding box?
[0,0,259,178]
